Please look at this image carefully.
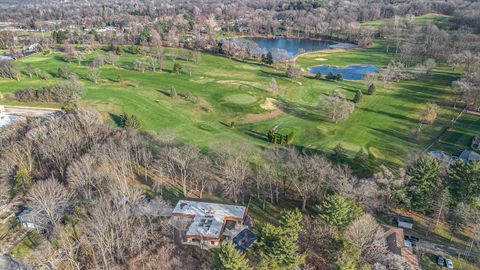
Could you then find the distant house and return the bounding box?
[381,225,420,270]
[452,149,480,163]
[169,200,248,249]
[397,216,414,230]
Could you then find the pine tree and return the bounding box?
[173,62,182,74]
[213,241,252,270]
[265,51,273,65]
[448,160,480,204]
[332,143,347,162]
[353,90,362,103]
[326,72,336,80]
[353,149,368,170]
[405,155,441,213]
[316,194,363,229]
[315,71,323,79]
[259,210,305,270]
[336,73,344,81]
[13,165,33,195]
[367,84,376,95]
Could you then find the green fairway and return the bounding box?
[0,40,477,166]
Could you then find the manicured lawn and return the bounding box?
[0,39,477,165]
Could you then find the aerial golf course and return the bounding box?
[0,32,478,168]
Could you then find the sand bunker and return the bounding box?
[260,98,277,110]
[315,58,328,61]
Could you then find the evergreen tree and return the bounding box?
[316,194,363,229]
[259,209,305,270]
[367,84,376,95]
[405,155,441,213]
[448,160,480,204]
[336,73,344,81]
[332,143,347,162]
[353,149,368,170]
[120,113,142,129]
[13,165,33,195]
[213,241,251,270]
[353,90,362,103]
[330,237,360,270]
[173,62,182,74]
[265,51,273,65]
[315,71,323,80]
[326,72,336,80]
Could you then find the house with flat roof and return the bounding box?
[170,200,248,249]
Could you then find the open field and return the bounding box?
[0,40,478,166]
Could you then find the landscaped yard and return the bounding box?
[0,39,477,166]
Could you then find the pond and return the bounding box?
[309,64,380,80]
[236,37,356,59]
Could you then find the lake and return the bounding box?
[309,64,380,80]
[242,37,355,58]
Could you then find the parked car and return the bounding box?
[444,258,453,269]
[436,256,445,266]
[404,235,419,242]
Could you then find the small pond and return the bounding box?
[309,64,380,80]
[232,37,356,59]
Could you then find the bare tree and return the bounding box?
[26,178,72,233]
[89,66,100,84]
[319,91,355,123]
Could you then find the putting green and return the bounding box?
[223,94,258,105]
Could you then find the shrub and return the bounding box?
[367,84,376,95]
[315,71,323,79]
[15,87,36,102]
[336,73,344,81]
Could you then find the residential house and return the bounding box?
[452,149,480,163]
[382,225,420,270]
[169,200,248,249]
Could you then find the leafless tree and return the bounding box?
[89,66,100,84]
[319,90,355,123]
[26,178,72,233]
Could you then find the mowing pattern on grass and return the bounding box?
[0,41,477,165]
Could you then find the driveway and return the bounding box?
[417,240,480,259]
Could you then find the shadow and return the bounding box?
[156,89,171,97]
[108,113,123,127]
[260,70,288,78]
[359,107,418,123]
[276,99,326,121]
[218,121,231,127]
[245,129,268,142]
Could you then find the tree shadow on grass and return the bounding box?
[260,70,288,78]
[276,99,326,121]
[359,107,418,123]
[156,89,171,97]
[245,129,268,142]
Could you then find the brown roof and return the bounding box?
[381,225,420,270]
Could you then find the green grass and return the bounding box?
[362,13,453,30]
[9,231,41,259]
[0,39,477,166]
[420,253,479,270]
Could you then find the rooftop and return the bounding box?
[172,200,246,239]
[0,113,20,129]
